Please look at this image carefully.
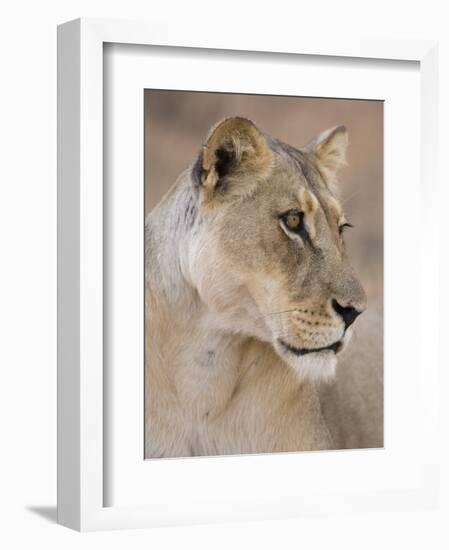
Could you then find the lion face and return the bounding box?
[187,117,366,382]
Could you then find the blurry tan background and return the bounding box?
[144,90,383,309]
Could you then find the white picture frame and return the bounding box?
[57,17,439,531]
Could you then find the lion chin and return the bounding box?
[274,328,353,383]
[278,348,338,383]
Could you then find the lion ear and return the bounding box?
[306,125,348,185]
[192,117,272,200]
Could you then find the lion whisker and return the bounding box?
[260,309,298,317]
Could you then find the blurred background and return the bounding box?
[144,90,383,310]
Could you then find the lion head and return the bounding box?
[183,117,366,382]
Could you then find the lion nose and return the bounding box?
[332,299,362,328]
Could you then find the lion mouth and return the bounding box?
[278,339,343,356]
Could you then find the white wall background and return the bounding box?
[0,1,448,548]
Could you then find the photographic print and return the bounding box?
[144,91,383,459]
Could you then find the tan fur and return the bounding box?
[145,117,379,458]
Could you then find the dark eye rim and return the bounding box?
[338,222,354,235]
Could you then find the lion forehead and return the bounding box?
[215,146,341,254]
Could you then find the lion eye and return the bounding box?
[280,209,308,238]
[338,222,354,235]
[285,211,301,230]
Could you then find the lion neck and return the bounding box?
[146,178,247,409]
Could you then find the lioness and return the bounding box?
[145,117,382,458]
